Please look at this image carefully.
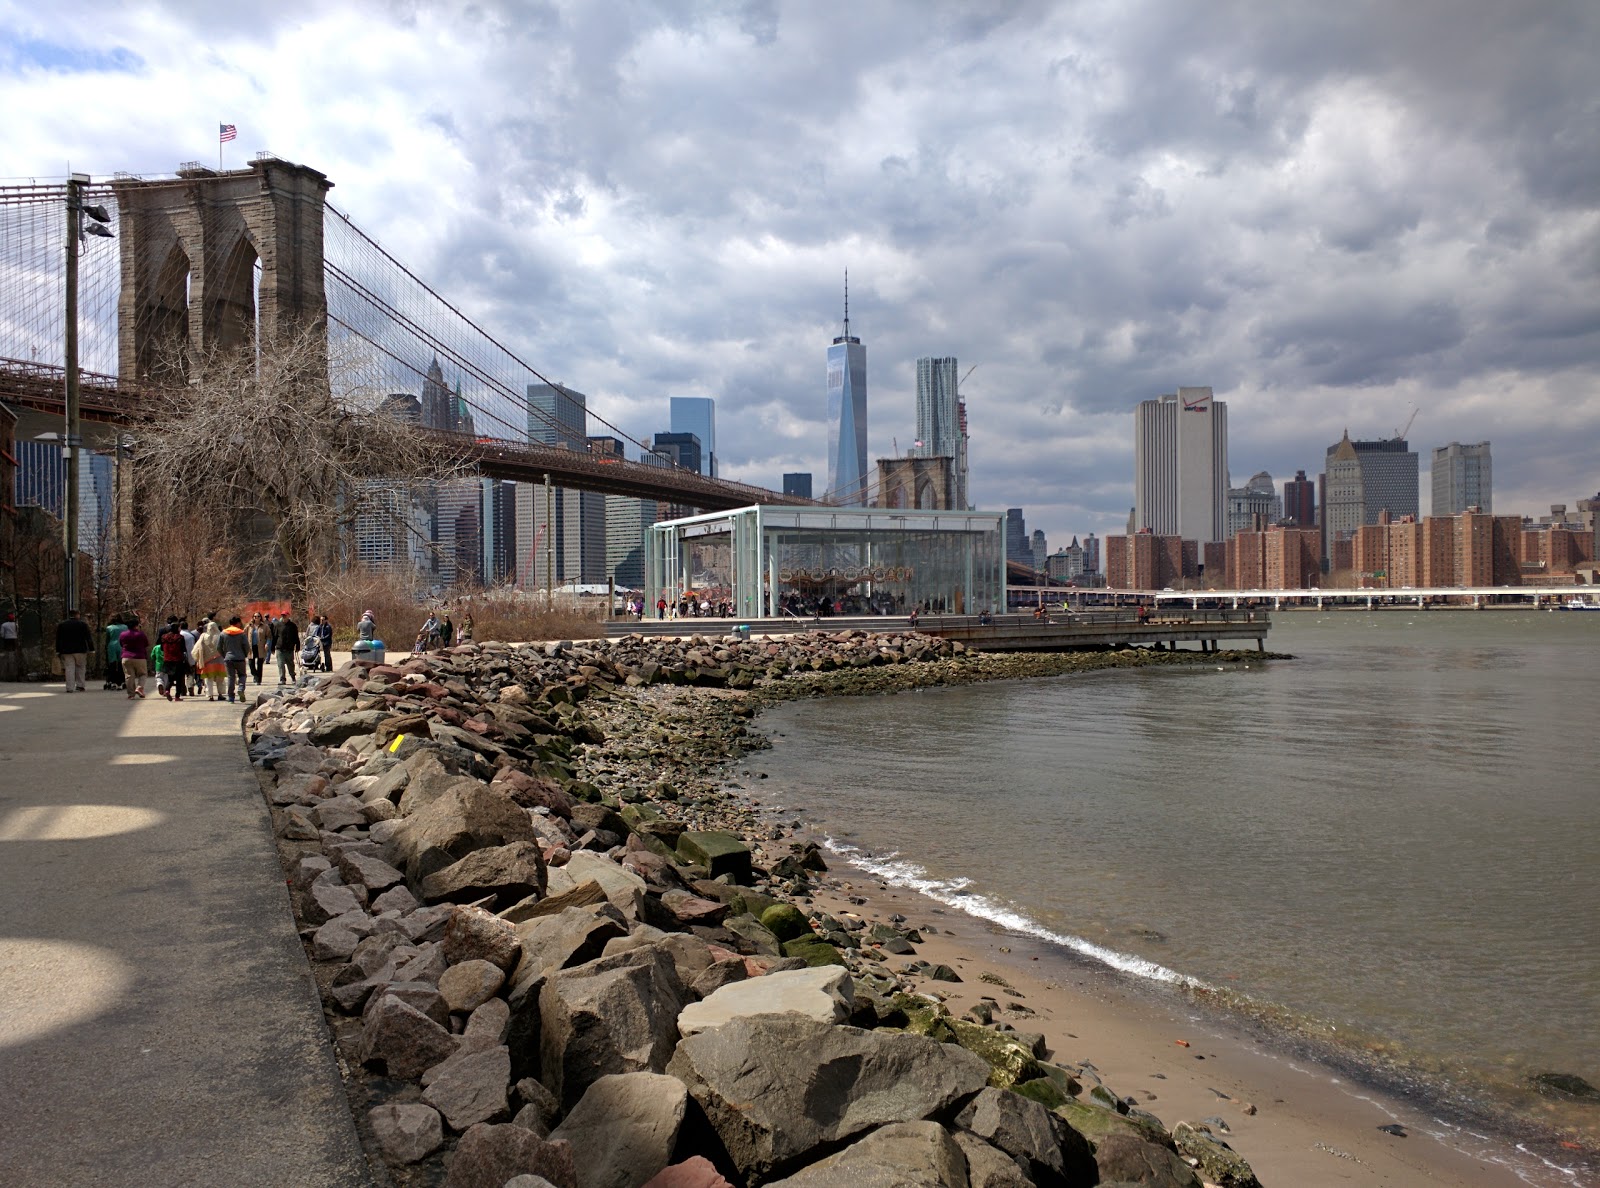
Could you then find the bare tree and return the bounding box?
[125,322,468,602]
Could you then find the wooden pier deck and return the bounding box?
[916,608,1270,652]
[604,609,1270,653]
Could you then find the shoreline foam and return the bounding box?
[713,646,1597,1186]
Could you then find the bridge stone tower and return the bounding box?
[875,456,956,510]
[114,159,332,381]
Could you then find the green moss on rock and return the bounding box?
[948,1018,1043,1089]
[781,937,845,967]
[676,831,753,881]
[1054,1099,1173,1150]
[760,903,811,942]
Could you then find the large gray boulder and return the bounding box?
[312,793,369,832]
[764,1121,970,1187]
[547,1072,689,1188]
[503,905,632,1082]
[386,780,539,882]
[420,840,548,908]
[955,1086,1091,1188]
[441,1123,577,1188]
[339,850,406,892]
[310,708,390,746]
[509,904,631,998]
[368,1102,444,1164]
[443,904,523,971]
[677,966,853,1036]
[396,750,474,815]
[440,958,507,1012]
[562,852,648,916]
[360,994,459,1079]
[951,1132,1034,1188]
[303,878,364,926]
[666,1014,990,1184]
[460,997,511,1052]
[421,1044,512,1131]
[312,910,377,961]
[540,945,689,1109]
[1092,1133,1203,1188]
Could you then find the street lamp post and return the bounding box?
[61,173,113,611]
[63,174,83,610]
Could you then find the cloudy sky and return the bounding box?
[4,0,1597,546]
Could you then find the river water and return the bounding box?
[747,610,1600,1165]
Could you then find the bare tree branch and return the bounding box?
[123,322,470,602]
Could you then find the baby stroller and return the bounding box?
[300,632,326,672]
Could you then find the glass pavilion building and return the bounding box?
[645,505,1006,619]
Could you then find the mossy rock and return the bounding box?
[728,888,779,921]
[1054,1099,1173,1150]
[760,903,812,942]
[631,831,677,863]
[1013,1077,1071,1110]
[948,1018,1043,1089]
[620,802,663,830]
[781,937,845,967]
[1033,1062,1083,1101]
[890,995,957,1044]
[676,831,753,882]
[722,913,781,956]
[1172,1122,1262,1188]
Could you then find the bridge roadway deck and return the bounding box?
[605,609,1270,652]
[0,358,805,511]
[0,684,371,1187]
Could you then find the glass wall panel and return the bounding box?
[649,506,1004,620]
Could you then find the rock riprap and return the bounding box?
[245,634,1267,1187]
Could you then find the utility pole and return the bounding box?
[544,473,553,610]
[62,174,85,612]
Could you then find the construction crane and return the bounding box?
[1393,406,1418,441]
[958,364,977,393]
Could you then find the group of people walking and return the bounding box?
[53,608,350,702]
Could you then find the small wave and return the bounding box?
[823,837,1205,989]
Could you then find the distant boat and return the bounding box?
[1559,597,1600,611]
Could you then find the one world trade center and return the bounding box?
[826,273,868,505]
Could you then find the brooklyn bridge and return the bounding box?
[0,157,808,511]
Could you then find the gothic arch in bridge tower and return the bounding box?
[113,159,331,382]
[140,241,193,382]
[873,455,955,511]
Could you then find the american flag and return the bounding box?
[219,123,237,143]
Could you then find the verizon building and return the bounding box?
[1134,388,1229,543]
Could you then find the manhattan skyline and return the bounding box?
[3,1,1597,548]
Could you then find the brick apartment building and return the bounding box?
[1347,509,1562,588]
[1104,529,1197,589]
[1227,527,1321,590]
[1106,505,1595,592]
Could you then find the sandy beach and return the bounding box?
[777,845,1582,1187]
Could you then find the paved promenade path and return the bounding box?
[0,681,371,1187]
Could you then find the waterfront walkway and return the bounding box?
[0,682,370,1187]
